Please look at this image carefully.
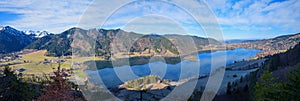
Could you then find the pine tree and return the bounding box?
[37,64,84,101]
[226,82,232,95]
[243,85,249,92]
[253,70,284,101]
[0,66,36,101]
[285,64,300,101]
[240,76,243,83]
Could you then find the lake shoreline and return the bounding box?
[83,48,261,86]
[80,48,263,100]
[84,47,238,70]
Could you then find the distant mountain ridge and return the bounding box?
[24,30,53,38]
[225,39,258,43]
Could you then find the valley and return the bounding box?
[1,26,300,101]
[1,1,300,100]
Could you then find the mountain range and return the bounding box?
[0,26,221,57]
[1,26,300,59]
[24,30,53,38]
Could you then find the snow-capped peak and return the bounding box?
[0,26,4,31]
[1,26,26,36]
[23,30,51,38]
[24,30,35,35]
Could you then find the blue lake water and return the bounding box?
[85,48,261,88]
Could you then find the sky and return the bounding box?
[0,0,299,40]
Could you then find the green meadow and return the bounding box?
[0,50,97,78]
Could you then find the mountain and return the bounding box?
[26,27,81,56]
[0,26,4,30]
[26,28,221,57]
[0,26,35,54]
[24,30,53,38]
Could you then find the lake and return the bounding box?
[85,48,261,88]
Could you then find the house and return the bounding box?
[0,59,7,62]
[3,56,12,61]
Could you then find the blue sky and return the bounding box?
[0,0,299,40]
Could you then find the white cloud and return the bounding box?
[0,0,299,39]
[206,0,300,34]
[0,0,92,33]
[0,0,219,36]
[122,15,187,35]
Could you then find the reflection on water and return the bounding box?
[85,48,261,88]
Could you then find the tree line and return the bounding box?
[253,64,300,101]
[0,66,85,101]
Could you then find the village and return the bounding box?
[0,49,74,79]
[227,38,299,58]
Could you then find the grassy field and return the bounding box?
[1,50,182,78]
[22,50,54,62]
[6,50,70,74]
[1,50,96,78]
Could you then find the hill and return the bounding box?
[264,42,300,71]
[228,33,300,57]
